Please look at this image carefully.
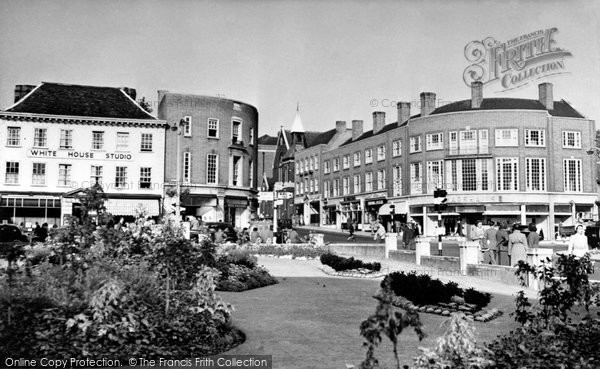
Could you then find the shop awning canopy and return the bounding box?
[379,202,408,215]
[105,199,160,216]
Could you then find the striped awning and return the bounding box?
[105,199,160,216]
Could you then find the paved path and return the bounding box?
[222,256,529,369]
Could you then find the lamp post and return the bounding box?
[171,119,186,222]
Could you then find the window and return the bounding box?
[343,177,350,195]
[333,158,340,172]
[449,132,458,155]
[393,165,402,196]
[32,163,46,185]
[314,177,319,192]
[208,119,219,138]
[353,152,361,167]
[426,160,444,193]
[526,158,546,191]
[365,172,373,192]
[310,157,315,171]
[183,116,192,136]
[232,120,242,143]
[377,145,386,161]
[377,169,386,189]
[92,131,104,150]
[249,128,254,145]
[90,165,103,186]
[392,140,401,157]
[478,129,489,154]
[6,127,20,146]
[139,167,152,189]
[461,159,477,191]
[343,155,350,169]
[300,181,304,194]
[324,160,330,174]
[409,136,421,153]
[353,174,361,194]
[5,162,19,184]
[324,181,330,198]
[183,152,191,183]
[295,161,299,175]
[207,154,217,184]
[114,166,127,188]
[525,129,545,147]
[59,130,73,149]
[116,132,129,151]
[445,159,492,192]
[564,159,582,192]
[410,162,422,194]
[232,156,241,186]
[314,156,319,170]
[459,131,477,154]
[365,149,373,164]
[249,160,253,188]
[426,133,443,151]
[34,128,47,148]
[141,133,153,151]
[58,164,72,186]
[333,179,340,197]
[562,131,581,148]
[496,157,518,191]
[495,129,518,147]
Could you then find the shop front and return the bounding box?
[0,194,61,227]
[364,197,387,231]
[322,199,339,228]
[340,196,361,230]
[379,201,408,232]
[225,197,250,228]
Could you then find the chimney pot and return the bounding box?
[397,102,411,126]
[420,92,436,116]
[538,83,554,110]
[352,120,363,141]
[372,111,386,135]
[471,81,483,109]
[335,120,347,133]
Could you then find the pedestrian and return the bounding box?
[470,221,485,262]
[527,223,540,249]
[347,220,356,241]
[495,222,510,265]
[249,227,261,243]
[456,220,464,237]
[484,221,499,264]
[567,224,589,257]
[508,224,528,266]
[288,227,301,243]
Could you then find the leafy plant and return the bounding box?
[320,252,381,272]
[463,288,491,309]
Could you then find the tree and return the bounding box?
[138,97,153,114]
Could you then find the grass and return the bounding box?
[221,258,520,369]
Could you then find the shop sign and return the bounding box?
[362,191,387,200]
[274,181,294,191]
[28,149,133,161]
[343,196,356,202]
[366,199,387,206]
[258,192,273,201]
[448,194,502,203]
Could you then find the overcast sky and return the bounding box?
[1,0,598,135]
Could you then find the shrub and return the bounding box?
[320,253,381,272]
[244,244,328,259]
[463,287,491,309]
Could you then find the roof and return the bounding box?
[6,82,156,120]
[306,128,337,148]
[340,122,400,147]
[258,134,277,145]
[431,98,584,118]
[290,107,305,133]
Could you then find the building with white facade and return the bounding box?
[0,83,166,226]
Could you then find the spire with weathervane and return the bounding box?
[290,102,306,148]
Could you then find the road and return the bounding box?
[295,227,374,244]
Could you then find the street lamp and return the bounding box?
[171,118,186,222]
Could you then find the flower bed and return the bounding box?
[320,252,381,272]
[215,249,278,292]
[242,244,328,259]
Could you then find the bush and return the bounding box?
[214,249,277,292]
[463,287,491,309]
[245,244,328,259]
[320,253,381,272]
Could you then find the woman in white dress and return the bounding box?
[568,225,589,257]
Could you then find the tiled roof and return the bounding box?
[431,98,584,118]
[306,128,337,148]
[258,134,278,145]
[340,122,400,147]
[6,82,156,120]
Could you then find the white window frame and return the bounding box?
[249,127,254,145]
[353,152,361,167]
[410,162,422,194]
[116,132,130,151]
[333,179,340,197]
[182,152,191,183]
[183,116,192,137]
[563,158,582,192]
[525,157,546,192]
[140,133,153,152]
[377,169,386,190]
[353,174,361,194]
[426,132,444,151]
[90,165,103,186]
[343,177,350,195]
[32,162,46,185]
[34,128,47,148]
[495,128,518,147]
[139,167,152,189]
[365,149,373,164]
[324,160,330,174]
[58,164,72,187]
[208,118,219,138]
[7,127,20,146]
[365,172,373,192]
[232,119,242,143]
[5,162,19,184]
[343,155,350,169]
[409,136,422,153]
[524,129,546,147]
[92,131,104,150]
[59,129,73,149]
[206,153,218,184]
[333,158,340,172]
[426,160,444,193]
[459,130,477,154]
[496,157,519,191]
[115,166,127,189]
[562,131,581,149]
[324,181,330,198]
[377,145,386,161]
[393,165,402,196]
[392,140,401,157]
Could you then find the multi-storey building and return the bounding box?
[158,91,258,228]
[320,82,597,239]
[0,82,165,225]
[257,134,277,219]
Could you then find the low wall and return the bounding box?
[466,264,519,286]
[421,255,460,271]
[389,250,416,264]
[327,244,386,258]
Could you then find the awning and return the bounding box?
[379,202,408,215]
[226,198,248,208]
[105,199,160,216]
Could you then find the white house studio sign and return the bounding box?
[463,27,572,91]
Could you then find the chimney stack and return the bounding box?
[335,120,347,133]
[158,90,169,103]
[122,87,137,101]
[538,83,554,110]
[14,85,36,103]
[420,92,436,116]
[352,120,363,140]
[397,101,411,126]
[471,81,483,109]
[372,112,386,135]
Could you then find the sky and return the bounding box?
[1,0,599,136]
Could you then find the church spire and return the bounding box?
[290,101,305,133]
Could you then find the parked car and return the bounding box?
[0,224,29,243]
[204,222,238,243]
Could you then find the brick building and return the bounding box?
[257,134,277,219]
[0,82,165,225]
[158,92,258,228]
[320,82,597,239]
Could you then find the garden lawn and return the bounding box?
[221,257,521,369]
